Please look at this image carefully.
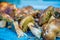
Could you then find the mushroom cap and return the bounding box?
[20,15,35,32]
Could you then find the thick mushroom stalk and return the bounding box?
[13,21,25,38]
[28,22,42,39]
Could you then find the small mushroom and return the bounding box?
[0,12,14,28]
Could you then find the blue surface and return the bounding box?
[0,28,35,40]
[0,28,60,40]
[0,0,60,40]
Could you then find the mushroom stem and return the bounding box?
[13,21,25,38]
[0,20,6,28]
[28,22,42,39]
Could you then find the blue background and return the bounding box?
[0,0,60,9]
[0,0,60,40]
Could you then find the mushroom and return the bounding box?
[19,15,42,39]
[0,12,14,28]
[13,21,25,38]
[42,16,60,40]
[0,20,6,28]
[22,6,33,14]
[20,15,34,32]
[39,6,54,25]
[0,2,9,11]
[0,2,25,38]
[0,12,26,38]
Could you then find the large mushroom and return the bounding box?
[42,14,60,40]
[19,15,42,39]
[0,2,25,38]
[20,15,34,32]
[39,6,54,25]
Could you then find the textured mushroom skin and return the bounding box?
[42,18,60,40]
[39,6,54,25]
[20,15,34,32]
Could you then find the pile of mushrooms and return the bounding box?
[0,2,60,40]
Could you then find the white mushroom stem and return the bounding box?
[28,22,42,39]
[0,20,6,28]
[13,21,25,38]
